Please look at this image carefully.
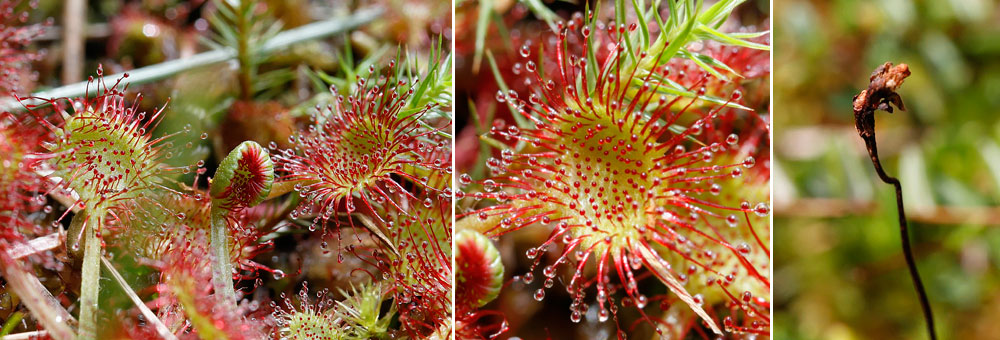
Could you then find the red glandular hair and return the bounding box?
[110,188,282,282]
[274,61,449,248]
[275,60,453,337]
[22,68,194,217]
[0,111,55,244]
[459,13,770,337]
[158,232,265,339]
[352,144,453,338]
[0,0,46,95]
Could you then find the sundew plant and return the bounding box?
[0,0,46,95]
[456,0,770,338]
[0,1,452,339]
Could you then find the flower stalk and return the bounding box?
[852,62,936,340]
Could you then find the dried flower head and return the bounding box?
[852,61,936,339]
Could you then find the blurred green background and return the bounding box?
[774,0,1000,339]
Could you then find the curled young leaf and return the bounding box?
[211,140,274,211]
[456,229,503,309]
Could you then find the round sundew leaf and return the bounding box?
[460,5,772,335]
[53,109,161,210]
[283,311,340,340]
[456,229,504,309]
[211,140,274,210]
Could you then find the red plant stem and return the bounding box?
[744,211,770,257]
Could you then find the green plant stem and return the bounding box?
[77,213,101,340]
[0,7,383,111]
[0,312,23,336]
[210,209,237,308]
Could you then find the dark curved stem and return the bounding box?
[861,134,937,340]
